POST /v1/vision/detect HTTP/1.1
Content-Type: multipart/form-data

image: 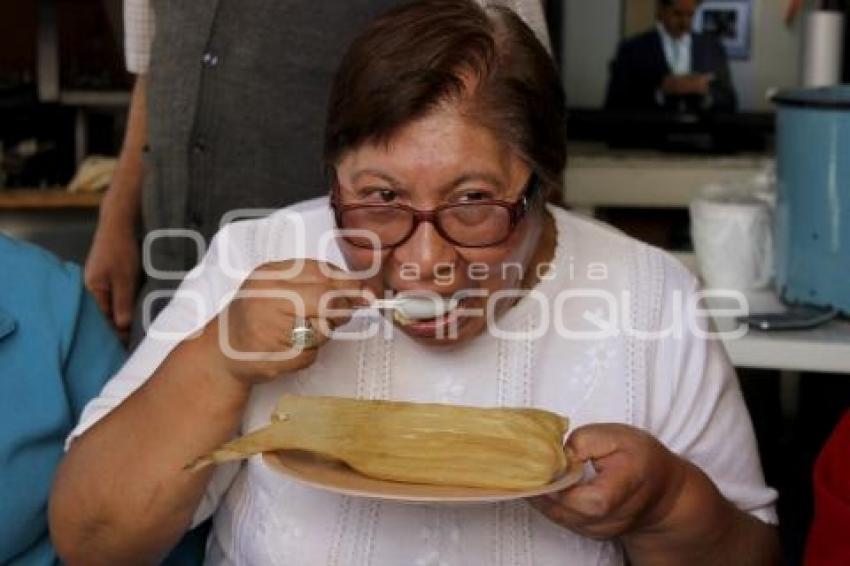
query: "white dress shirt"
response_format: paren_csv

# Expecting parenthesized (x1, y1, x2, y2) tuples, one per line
(657, 22, 693, 75)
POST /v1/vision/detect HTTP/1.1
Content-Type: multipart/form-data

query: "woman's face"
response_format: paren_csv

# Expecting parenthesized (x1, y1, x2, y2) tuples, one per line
(334, 106, 551, 346)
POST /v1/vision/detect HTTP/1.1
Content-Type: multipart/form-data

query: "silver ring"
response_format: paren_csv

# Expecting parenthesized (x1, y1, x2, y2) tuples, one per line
(288, 317, 317, 349)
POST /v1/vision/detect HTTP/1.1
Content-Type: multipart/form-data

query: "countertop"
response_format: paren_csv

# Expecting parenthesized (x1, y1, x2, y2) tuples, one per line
(713, 290, 850, 374)
(0, 189, 103, 210)
(567, 142, 773, 169)
(564, 142, 774, 209)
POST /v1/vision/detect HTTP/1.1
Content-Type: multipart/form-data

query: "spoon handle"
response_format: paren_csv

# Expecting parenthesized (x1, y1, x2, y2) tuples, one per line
(370, 299, 402, 310)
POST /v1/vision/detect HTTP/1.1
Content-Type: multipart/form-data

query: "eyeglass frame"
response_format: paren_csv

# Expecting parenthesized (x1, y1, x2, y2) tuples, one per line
(330, 173, 542, 250)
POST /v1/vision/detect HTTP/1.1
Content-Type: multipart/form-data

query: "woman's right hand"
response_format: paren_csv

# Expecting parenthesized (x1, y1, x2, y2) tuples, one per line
(203, 259, 365, 386)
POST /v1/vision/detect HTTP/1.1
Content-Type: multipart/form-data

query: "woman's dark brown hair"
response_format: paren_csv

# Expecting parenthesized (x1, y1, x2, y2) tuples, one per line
(323, 0, 566, 200)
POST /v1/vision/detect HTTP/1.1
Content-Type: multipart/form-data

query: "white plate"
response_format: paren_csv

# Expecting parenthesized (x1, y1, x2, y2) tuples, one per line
(262, 450, 584, 504)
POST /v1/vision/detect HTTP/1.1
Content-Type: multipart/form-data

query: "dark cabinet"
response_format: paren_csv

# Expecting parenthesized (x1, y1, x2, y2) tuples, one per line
(0, 0, 129, 188)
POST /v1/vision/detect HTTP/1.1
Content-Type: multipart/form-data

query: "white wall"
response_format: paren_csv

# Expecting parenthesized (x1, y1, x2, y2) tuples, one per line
(729, 0, 804, 111)
(562, 0, 622, 108)
(562, 0, 805, 111)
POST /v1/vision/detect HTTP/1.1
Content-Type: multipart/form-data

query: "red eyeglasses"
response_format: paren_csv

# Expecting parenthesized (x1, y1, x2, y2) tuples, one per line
(331, 173, 540, 250)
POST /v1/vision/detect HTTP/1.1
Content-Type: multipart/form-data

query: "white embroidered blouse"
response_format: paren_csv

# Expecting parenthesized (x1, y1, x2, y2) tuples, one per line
(70, 199, 777, 565)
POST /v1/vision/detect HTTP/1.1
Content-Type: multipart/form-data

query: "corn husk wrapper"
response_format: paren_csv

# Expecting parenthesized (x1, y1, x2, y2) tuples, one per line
(67, 156, 117, 193)
(189, 395, 569, 490)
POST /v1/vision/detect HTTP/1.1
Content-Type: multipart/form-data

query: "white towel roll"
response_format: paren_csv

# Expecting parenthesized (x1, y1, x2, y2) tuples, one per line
(801, 10, 845, 88)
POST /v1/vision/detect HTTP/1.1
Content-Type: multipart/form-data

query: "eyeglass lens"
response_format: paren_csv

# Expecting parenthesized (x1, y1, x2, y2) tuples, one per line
(339, 203, 513, 249)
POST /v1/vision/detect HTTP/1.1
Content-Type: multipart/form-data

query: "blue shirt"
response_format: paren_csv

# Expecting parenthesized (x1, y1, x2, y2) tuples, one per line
(0, 235, 125, 565)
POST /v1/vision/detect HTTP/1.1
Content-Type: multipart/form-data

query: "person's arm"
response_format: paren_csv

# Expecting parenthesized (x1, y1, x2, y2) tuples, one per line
(706, 39, 737, 112)
(622, 451, 780, 565)
(84, 75, 147, 339)
(532, 257, 779, 564)
(49, 260, 361, 564)
(625, 266, 777, 564)
(49, 325, 251, 565)
(532, 424, 780, 566)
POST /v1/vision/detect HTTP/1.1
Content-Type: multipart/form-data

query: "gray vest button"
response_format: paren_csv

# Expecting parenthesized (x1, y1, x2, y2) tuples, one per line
(202, 52, 220, 67)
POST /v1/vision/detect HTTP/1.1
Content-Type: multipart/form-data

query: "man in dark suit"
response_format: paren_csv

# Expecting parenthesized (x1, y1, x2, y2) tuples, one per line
(605, 0, 737, 113)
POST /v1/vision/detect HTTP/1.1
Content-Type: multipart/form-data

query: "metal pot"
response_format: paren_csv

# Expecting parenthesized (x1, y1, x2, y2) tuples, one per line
(773, 86, 850, 312)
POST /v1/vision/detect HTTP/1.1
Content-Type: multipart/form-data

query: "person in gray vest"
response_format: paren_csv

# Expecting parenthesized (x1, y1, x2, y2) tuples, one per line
(84, 0, 550, 345)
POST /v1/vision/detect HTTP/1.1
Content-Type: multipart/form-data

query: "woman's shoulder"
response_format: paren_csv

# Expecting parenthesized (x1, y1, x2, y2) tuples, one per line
(206, 197, 343, 271)
(0, 235, 83, 314)
(218, 196, 333, 240)
(0, 234, 81, 289)
(550, 206, 697, 293)
(553, 209, 699, 318)
(0, 235, 90, 363)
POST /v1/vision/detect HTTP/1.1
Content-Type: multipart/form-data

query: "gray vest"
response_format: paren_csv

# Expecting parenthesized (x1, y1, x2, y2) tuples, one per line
(144, 0, 404, 271)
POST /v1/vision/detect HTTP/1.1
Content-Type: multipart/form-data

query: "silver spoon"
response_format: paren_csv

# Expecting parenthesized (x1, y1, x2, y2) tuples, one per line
(371, 296, 460, 321)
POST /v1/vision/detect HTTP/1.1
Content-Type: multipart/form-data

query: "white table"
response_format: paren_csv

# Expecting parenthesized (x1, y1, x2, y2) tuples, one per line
(563, 142, 773, 212)
(712, 290, 850, 374)
(560, 144, 849, 374)
(562, 143, 774, 276)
